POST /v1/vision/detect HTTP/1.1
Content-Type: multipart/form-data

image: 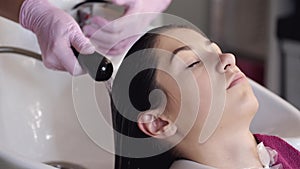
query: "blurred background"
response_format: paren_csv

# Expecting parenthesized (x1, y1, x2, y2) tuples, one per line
(166, 0, 300, 109)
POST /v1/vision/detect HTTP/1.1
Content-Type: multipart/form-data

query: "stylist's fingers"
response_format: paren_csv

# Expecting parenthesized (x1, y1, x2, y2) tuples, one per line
(83, 25, 98, 37)
(68, 30, 95, 75)
(39, 38, 65, 71)
(90, 16, 109, 27)
(99, 14, 149, 35)
(57, 42, 83, 75)
(92, 15, 134, 34)
(42, 54, 65, 71)
(90, 30, 121, 46)
(70, 29, 95, 55)
(83, 16, 110, 37)
(90, 20, 139, 46)
(94, 36, 138, 56)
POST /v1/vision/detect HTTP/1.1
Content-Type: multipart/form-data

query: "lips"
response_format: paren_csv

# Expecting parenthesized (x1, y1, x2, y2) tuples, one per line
(227, 72, 245, 89)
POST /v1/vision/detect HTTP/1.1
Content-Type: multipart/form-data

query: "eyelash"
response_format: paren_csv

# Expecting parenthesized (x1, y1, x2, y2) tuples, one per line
(188, 60, 201, 68)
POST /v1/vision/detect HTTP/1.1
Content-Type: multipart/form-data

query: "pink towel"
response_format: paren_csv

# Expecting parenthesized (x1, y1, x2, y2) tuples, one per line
(254, 134, 300, 169)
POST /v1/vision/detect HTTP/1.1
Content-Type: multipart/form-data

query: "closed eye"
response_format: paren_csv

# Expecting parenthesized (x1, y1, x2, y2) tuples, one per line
(188, 60, 201, 68)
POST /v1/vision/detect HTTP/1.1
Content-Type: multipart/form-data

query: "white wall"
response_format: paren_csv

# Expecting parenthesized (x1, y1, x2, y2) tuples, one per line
(266, 0, 294, 94)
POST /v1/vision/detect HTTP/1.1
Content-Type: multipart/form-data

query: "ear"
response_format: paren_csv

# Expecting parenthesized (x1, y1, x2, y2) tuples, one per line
(137, 111, 177, 139)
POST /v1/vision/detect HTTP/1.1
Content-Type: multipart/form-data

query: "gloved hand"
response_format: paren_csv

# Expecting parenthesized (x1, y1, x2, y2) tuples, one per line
(83, 0, 172, 56)
(19, 0, 95, 75)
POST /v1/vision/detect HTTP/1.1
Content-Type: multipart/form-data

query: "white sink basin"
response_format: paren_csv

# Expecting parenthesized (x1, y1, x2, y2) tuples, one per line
(0, 53, 114, 169)
(0, 0, 119, 167)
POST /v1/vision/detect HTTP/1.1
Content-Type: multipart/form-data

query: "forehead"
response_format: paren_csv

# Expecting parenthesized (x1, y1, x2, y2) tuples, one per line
(153, 28, 212, 71)
(156, 28, 209, 51)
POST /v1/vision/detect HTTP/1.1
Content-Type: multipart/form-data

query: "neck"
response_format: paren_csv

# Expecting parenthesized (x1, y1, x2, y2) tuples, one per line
(183, 130, 263, 169)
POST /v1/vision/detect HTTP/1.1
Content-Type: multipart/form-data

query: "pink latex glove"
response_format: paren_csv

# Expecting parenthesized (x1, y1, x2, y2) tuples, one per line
(19, 0, 95, 75)
(83, 0, 172, 56)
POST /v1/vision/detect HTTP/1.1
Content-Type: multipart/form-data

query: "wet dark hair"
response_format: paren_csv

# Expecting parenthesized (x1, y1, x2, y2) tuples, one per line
(110, 25, 193, 169)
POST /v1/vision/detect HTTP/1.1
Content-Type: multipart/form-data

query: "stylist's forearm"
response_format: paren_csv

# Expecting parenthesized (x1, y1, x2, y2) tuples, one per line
(0, 0, 25, 22)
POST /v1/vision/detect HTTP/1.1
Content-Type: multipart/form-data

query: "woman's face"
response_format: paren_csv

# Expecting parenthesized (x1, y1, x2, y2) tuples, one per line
(153, 28, 259, 145)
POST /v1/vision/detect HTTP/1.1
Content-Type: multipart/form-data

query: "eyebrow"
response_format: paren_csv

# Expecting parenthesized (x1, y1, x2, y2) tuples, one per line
(170, 46, 192, 62)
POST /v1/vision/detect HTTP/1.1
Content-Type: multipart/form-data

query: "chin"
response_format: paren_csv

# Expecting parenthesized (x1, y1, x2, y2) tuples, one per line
(226, 84, 259, 116)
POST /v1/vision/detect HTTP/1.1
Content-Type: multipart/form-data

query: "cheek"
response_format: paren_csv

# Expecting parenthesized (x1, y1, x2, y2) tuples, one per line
(197, 70, 212, 116)
(157, 71, 182, 122)
(188, 70, 212, 136)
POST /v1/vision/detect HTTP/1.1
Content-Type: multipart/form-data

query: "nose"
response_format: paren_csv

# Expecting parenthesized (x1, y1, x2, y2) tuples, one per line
(217, 53, 236, 73)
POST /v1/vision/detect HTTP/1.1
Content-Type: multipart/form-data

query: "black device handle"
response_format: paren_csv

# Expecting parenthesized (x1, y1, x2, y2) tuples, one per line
(71, 46, 113, 81)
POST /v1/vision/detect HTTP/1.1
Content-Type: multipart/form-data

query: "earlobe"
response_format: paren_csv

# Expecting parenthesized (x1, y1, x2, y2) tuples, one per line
(137, 112, 177, 139)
